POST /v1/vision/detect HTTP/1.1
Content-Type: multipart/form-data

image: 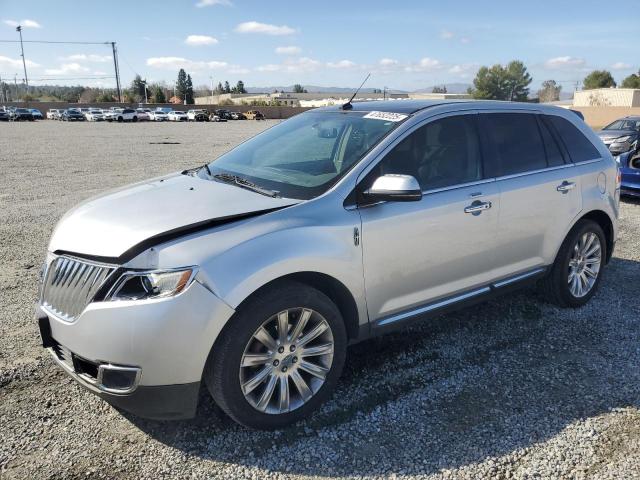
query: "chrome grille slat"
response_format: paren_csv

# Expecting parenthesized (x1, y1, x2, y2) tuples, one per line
(41, 256, 117, 322)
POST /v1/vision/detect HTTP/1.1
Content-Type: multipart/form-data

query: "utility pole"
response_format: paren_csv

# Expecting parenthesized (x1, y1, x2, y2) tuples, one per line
(16, 26, 29, 90)
(111, 42, 122, 102)
(210, 76, 214, 105)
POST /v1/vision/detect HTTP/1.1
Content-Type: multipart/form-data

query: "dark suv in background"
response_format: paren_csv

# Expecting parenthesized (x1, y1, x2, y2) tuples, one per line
(597, 116, 640, 197)
(9, 108, 34, 121)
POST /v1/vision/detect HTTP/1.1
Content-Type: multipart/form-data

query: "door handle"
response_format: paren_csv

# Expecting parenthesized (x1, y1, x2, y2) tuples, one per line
(557, 181, 576, 193)
(464, 200, 492, 214)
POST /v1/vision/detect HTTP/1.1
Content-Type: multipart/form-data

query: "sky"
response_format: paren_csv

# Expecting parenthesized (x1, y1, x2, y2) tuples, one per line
(0, 0, 638, 92)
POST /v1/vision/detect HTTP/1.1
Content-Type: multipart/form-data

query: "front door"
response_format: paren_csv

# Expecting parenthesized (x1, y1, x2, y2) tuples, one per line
(357, 113, 500, 323)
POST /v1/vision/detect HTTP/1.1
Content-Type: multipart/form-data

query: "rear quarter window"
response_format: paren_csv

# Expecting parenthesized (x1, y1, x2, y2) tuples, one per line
(545, 115, 600, 163)
(481, 113, 547, 176)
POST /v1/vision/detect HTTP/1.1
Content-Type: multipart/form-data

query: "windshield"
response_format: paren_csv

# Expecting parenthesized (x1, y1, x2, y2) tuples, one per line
(205, 110, 404, 199)
(604, 119, 640, 131)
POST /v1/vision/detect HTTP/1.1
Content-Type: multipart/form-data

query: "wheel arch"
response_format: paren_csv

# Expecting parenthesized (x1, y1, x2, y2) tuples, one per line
(578, 209, 615, 263)
(227, 272, 362, 343)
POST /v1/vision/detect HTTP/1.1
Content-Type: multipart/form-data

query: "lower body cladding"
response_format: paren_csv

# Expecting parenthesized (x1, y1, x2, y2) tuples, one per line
(37, 281, 235, 420)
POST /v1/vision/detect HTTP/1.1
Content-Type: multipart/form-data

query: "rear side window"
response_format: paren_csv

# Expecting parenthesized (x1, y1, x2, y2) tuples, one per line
(545, 115, 600, 162)
(538, 117, 565, 167)
(482, 113, 546, 176)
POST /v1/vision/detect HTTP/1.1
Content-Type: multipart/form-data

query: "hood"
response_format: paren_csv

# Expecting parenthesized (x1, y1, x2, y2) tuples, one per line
(49, 173, 300, 261)
(597, 129, 637, 140)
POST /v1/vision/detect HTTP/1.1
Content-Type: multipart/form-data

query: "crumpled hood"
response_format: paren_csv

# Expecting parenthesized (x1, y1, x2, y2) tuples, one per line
(49, 173, 300, 261)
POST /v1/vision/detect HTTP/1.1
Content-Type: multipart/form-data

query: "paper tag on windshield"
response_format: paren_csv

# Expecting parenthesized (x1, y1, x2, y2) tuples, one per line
(363, 111, 408, 122)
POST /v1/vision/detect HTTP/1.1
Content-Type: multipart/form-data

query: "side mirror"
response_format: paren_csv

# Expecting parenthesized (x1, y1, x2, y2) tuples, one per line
(364, 174, 422, 202)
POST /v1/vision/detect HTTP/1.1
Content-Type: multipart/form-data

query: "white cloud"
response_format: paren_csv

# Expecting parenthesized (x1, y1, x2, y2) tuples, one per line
(146, 56, 228, 71)
(0, 55, 39, 69)
(45, 63, 90, 75)
(235, 21, 296, 36)
(440, 30, 454, 39)
(448, 63, 478, 78)
(405, 57, 443, 72)
(327, 60, 356, 69)
(4, 19, 41, 28)
(185, 34, 219, 46)
(61, 54, 111, 63)
(460, 37, 470, 44)
(275, 46, 302, 55)
(256, 57, 321, 73)
(195, 0, 232, 7)
(611, 62, 632, 70)
(379, 58, 399, 67)
(544, 56, 586, 69)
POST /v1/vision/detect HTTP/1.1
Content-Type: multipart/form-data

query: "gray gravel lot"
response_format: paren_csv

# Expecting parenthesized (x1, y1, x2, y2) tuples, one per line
(1, 120, 639, 480)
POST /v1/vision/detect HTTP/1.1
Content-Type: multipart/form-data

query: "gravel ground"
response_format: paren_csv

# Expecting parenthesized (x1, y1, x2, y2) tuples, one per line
(1, 120, 639, 480)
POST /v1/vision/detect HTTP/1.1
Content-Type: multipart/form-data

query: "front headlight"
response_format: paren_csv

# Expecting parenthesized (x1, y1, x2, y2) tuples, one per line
(614, 135, 632, 143)
(106, 267, 197, 301)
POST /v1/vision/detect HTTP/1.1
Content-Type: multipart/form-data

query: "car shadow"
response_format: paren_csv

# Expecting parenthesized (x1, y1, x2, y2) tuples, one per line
(124, 256, 640, 477)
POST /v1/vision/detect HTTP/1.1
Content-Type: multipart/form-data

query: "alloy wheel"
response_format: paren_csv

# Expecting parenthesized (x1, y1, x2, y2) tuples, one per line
(239, 308, 334, 414)
(568, 232, 602, 298)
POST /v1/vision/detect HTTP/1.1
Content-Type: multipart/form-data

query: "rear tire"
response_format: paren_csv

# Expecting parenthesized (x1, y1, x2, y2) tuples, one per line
(542, 219, 606, 308)
(204, 281, 347, 430)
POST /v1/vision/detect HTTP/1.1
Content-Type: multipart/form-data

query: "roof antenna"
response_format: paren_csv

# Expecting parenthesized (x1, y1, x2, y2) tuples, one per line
(342, 73, 371, 110)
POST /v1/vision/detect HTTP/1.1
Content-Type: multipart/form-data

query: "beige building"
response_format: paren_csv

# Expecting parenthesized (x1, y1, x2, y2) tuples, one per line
(195, 91, 411, 107)
(573, 88, 640, 107)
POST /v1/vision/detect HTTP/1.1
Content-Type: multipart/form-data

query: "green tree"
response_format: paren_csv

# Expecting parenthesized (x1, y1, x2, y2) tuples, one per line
(152, 85, 166, 103)
(215, 82, 224, 94)
(185, 74, 195, 104)
(96, 92, 116, 102)
(235, 80, 246, 94)
(224, 81, 231, 93)
(432, 85, 447, 93)
(176, 69, 188, 101)
(293, 83, 307, 93)
(621, 70, 640, 89)
(130, 75, 146, 102)
(469, 60, 532, 101)
(582, 70, 616, 90)
(537, 79, 562, 103)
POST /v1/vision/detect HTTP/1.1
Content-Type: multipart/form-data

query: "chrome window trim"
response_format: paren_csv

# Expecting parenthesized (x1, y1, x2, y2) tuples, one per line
(493, 267, 546, 288)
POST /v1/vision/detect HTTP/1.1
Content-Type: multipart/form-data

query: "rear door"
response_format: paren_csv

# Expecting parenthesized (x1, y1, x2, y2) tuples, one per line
(480, 111, 582, 279)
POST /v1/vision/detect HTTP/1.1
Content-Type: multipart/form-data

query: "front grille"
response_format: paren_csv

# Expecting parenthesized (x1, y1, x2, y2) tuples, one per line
(41, 256, 117, 322)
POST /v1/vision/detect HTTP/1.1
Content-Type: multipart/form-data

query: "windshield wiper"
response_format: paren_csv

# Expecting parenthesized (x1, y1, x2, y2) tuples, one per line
(213, 173, 280, 198)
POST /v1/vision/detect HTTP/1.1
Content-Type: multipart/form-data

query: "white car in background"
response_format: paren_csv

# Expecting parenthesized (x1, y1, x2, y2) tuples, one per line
(149, 111, 169, 122)
(187, 109, 208, 122)
(135, 108, 151, 121)
(168, 111, 187, 122)
(46, 109, 60, 120)
(85, 109, 105, 121)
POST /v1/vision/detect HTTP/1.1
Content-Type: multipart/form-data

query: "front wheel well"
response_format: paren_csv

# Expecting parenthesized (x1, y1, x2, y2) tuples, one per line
(577, 210, 615, 263)
(239, 272, 361, 342)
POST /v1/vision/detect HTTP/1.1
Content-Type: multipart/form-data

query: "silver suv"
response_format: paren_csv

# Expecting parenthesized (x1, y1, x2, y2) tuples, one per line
(37, 100, 619, 429)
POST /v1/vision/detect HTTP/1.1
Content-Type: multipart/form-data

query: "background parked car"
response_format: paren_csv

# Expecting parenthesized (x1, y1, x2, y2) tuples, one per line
(61, 109, 85, 121)
(0, 109, 8, 121)
(29, 109, 43, 120)
(209, 112, 227, 122)
(187, 109, 209, 122)
(214, 109, 233, 120)
(596, 116, 640, 157)
(135, 108, 151, 121)
(85, 109, 105, 121)
(244, 109, 264, 120)
(149, 110, 169, 121)
(10, 108, 34, 121)
(46, 109, 60, 120)
(168, 111, 187, 121)
(230, 111, 246, 120)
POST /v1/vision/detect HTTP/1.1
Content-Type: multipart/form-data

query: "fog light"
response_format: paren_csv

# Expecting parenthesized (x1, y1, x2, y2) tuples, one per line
(97, 365, 141, 393)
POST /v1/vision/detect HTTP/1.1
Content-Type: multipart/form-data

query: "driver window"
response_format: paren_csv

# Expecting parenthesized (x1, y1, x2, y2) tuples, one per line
(373, 115, 482, 190)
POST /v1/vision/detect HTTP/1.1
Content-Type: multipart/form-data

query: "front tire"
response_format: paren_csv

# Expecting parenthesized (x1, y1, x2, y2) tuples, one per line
(542, 219, 606, 308)
(204, 281, 347, 430)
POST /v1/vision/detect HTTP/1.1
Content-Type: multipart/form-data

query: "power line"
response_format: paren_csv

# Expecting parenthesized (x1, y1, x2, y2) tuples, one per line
(0, 40, 110, 44)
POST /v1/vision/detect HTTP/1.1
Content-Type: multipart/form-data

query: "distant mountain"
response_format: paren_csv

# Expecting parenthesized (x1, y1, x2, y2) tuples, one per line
(413, 83, 472, 94)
